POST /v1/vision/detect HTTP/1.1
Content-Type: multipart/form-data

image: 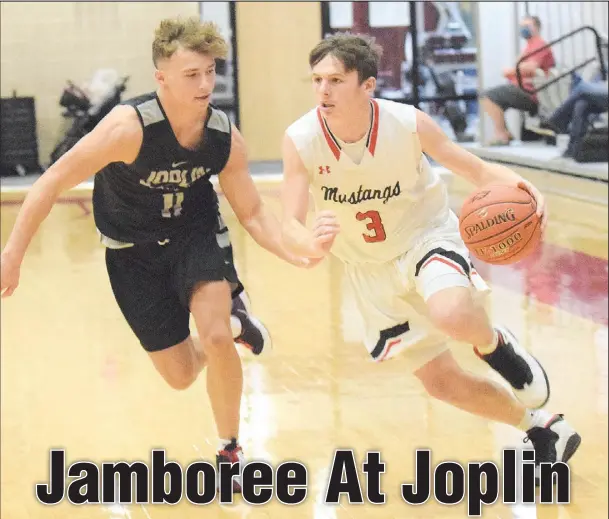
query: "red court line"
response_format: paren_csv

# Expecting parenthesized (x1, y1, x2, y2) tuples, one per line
(473, 242, 608, 326)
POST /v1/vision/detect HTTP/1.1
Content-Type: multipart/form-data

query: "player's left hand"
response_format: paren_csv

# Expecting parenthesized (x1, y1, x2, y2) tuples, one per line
(311, 210, 340, 256)
(517, 180, 547, 235)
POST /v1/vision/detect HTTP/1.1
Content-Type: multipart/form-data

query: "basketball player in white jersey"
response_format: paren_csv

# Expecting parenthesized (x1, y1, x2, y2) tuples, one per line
(281, 33, 580, 475)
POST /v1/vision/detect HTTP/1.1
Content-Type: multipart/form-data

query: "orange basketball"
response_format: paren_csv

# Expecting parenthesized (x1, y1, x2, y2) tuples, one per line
(459, 185, 542, 265)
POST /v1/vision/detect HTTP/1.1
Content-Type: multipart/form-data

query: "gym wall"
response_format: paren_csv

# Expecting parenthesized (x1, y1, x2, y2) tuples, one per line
(0, 2, 321, 166)
(0, 2, 200, 166)
(235, 2, 321, 161)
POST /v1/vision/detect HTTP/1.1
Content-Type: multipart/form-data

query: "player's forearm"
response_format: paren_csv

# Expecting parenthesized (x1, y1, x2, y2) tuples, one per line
(2, 177, 60, 262)
(242, 206, 305, 262)
(281, 217, 320, 257)
(475, 163, 524, 189)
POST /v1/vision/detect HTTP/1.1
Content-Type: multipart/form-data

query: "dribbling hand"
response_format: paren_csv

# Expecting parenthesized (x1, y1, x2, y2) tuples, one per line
(517, 180, 547, 234)
(309, 210, 340, 258)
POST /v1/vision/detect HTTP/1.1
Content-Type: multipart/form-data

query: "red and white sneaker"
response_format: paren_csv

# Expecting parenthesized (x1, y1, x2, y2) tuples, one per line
(216, 438, 245, 494)
(476, 326, 550, 409)
(524, 414, 581, 485)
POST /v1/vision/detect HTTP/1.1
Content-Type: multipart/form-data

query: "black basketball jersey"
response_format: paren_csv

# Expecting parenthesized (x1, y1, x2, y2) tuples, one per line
(92, 92, 231, 244)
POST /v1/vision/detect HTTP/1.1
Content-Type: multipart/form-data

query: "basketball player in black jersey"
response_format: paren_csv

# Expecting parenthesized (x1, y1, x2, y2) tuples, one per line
(0, 17, 309, 491)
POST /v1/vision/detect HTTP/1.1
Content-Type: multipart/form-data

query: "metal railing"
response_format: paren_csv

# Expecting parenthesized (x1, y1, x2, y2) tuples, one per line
(516, 25, 607, 95)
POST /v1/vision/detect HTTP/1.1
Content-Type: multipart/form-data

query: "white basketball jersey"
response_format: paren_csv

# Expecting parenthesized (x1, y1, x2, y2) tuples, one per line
(286, 98, 452, 264)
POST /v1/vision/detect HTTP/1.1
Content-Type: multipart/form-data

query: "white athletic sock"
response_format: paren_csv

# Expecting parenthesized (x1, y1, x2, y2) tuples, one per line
(230, 315, 242, 339)
(517, 408, 554, 432)
(476, 328, 500, 355)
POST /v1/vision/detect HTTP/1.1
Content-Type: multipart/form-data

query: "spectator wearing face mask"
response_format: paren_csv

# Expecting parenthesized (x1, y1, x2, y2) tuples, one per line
(480, 16, 556, 145)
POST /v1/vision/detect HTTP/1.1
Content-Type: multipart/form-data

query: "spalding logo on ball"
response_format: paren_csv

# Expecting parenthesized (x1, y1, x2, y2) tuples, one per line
(459, 185, 542, 265)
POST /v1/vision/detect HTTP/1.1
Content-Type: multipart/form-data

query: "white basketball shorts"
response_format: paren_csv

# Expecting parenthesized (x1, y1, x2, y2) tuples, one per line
(342, 214, 490, 370)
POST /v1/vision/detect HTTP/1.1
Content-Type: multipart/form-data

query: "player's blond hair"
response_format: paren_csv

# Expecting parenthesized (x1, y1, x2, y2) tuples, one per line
(309, 33, 383, 83)
(152, 17, 229, 66)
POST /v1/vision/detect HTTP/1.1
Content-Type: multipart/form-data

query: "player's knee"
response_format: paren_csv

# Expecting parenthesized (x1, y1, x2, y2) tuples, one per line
(165, 373, 197, 391)
(201, 325, 234, 358)
(148, 337, 203, 390)
(161, 365, 198, 391)
(427, 289, 477, 339)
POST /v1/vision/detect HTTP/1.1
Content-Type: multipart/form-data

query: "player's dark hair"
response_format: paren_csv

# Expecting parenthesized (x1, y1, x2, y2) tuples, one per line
(309, 33, 383, 83)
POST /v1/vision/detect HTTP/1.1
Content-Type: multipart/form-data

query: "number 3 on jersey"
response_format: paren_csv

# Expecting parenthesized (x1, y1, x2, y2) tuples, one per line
(162, 192, 184, 218)
(356, 210, 386, 243)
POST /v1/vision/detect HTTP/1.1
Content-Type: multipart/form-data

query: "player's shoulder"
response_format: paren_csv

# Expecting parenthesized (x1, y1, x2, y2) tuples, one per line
(85, 104, 141, 165)
(285, 108, 320, 152)
(286, 107, 319, 138)
(119, 92, 162, 127)
(97, 104, 142, 141)
(207, 104, 232, 136)
(375, 98, 417, 131)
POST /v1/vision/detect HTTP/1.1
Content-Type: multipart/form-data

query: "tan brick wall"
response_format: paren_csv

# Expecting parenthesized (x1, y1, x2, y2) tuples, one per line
(0, 2, 199, 166)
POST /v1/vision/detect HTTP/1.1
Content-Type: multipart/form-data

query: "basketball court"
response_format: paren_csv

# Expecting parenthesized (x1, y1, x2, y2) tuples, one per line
(1, 167, 607, 518)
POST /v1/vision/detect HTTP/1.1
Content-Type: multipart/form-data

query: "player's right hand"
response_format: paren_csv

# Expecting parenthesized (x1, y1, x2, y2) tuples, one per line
(1, 251, 21, 298)
(310, 210, 340, 257)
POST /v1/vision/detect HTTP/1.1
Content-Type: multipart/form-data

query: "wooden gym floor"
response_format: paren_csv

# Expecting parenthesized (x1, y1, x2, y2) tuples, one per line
(1, 167, 607, 519)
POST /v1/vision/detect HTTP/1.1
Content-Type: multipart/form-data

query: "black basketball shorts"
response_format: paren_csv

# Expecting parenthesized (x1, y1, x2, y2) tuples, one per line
(105, 225, 244, 352)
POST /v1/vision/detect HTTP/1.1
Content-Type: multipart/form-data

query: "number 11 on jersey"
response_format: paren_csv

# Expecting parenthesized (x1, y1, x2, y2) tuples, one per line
(356, 210, 386, 243)
(162, 192, 184, 218)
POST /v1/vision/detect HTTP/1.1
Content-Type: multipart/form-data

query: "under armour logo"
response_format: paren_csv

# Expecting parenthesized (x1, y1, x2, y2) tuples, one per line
(318, 165, 331, 175)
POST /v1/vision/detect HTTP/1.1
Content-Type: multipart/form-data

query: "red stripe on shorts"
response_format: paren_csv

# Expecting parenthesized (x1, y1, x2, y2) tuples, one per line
(420, 256, 466, 276)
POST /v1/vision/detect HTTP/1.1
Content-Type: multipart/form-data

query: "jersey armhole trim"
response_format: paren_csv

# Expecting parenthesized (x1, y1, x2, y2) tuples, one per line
(215, 116, 234, 175)
(121, 105, 145, 167)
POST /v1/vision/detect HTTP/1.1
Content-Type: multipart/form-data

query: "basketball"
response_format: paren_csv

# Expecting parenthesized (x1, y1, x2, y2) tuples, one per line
(459, 185, 542, 265)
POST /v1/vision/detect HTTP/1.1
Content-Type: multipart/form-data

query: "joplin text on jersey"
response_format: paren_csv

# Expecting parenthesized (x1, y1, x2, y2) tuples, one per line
(139, 166, 212, 189)
(321, 181, 401, 205)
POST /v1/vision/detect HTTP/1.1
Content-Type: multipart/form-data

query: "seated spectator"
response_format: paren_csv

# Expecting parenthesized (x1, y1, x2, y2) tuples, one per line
(531, 78, 608, 158)
(480, 16, 555, 145)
